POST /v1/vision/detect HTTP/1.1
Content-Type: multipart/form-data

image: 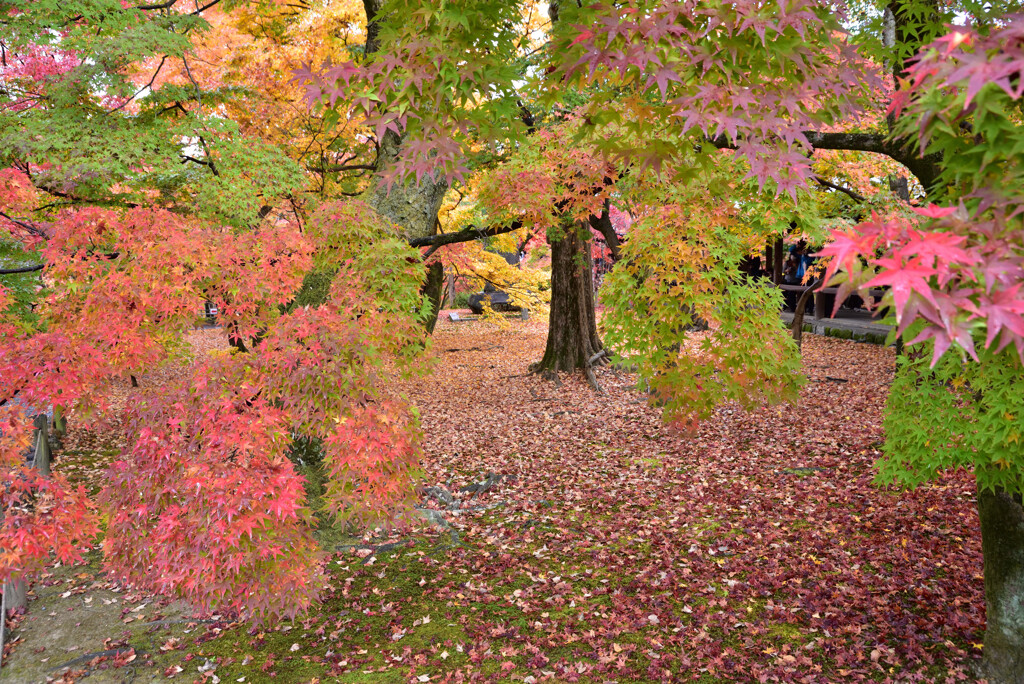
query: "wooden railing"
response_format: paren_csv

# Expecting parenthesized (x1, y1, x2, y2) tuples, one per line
(776, 283, 887, 320)
(0, 407, 61, 670)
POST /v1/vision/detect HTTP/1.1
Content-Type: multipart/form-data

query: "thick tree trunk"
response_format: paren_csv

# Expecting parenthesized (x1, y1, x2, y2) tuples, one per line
(977, 480, 1024, 683)
(534, 223, 604, 382)
(362, 131, 448, 243)
(421, 261, 444, 334)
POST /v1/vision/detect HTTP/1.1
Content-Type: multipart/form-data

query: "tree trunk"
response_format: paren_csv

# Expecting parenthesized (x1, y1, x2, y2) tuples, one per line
(445, 270, 455, 307)
(362, 131, 448, 243)
(421, 261, 444, 334)
(791, 278, 821, 350)
(534, 222, 604, 383)
(773, 236, 784, 284)
(977, 480, 1024, 683)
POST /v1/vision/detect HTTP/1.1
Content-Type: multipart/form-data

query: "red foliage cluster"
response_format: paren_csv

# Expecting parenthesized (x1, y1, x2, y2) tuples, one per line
(101, 357, 324, 623)
(821, 205, 1024, 364)
(0, 42, 80, 113)
(1, 199, 429, 621)
(0, 407, 98, 582)
(823, 19, 1024, 367)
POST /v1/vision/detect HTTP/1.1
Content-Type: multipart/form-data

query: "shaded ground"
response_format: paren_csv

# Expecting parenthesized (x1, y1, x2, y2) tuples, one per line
(2, 318, 984, 683)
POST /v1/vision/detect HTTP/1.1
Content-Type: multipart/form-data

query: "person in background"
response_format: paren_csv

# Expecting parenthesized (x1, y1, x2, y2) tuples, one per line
(783, 254, 800, 285)
(787, 240, 819, 314)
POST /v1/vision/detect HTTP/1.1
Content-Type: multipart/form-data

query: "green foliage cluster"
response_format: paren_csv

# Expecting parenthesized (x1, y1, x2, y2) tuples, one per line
(0, 0, 305, 224)
(0, 239, 41, 322)
(601, 176, 806, 427)
(881, 348, 1024, 493)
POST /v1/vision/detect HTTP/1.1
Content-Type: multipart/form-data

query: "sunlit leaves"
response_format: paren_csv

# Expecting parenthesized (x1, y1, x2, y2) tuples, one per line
(602, 189, 803, 428)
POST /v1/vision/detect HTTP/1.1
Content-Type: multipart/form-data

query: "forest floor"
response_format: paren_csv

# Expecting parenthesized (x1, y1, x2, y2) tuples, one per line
(1, 314, 985, 683)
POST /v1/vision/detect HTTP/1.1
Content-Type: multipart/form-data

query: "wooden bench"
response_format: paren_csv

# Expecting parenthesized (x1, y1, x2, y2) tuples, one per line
(775, 284, 887, 320)
(448, 310, 529, 323)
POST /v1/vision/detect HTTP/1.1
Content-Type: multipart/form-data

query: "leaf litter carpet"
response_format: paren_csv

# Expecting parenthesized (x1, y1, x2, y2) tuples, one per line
(393, 318, 982, 683)
(8, 317, 984, 683)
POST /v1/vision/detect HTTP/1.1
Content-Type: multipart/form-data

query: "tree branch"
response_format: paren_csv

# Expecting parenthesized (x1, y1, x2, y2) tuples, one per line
(707, 131, 942, 194)
(0, 264, 43, 275)
(0, 251, 120, 277)
(136, 0, 178, 9)
(181, 155, 212, 168)
(813, 176, 866, 203)
(587, 200, 622, 262)
(109, 55, 167, 114)
(309, 163, 378, 173)
(409, 220, 524, 249)
(191, 0, 222, 13)
(0, 211, 48, 238)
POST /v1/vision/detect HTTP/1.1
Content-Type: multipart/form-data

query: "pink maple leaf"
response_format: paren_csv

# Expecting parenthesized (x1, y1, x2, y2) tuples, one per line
(912, 204, 957, 220)
(976, 284, 1024, 352)
(864, 256, 939, 325)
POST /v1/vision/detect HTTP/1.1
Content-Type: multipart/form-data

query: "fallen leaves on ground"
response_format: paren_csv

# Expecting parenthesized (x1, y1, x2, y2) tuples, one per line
(35, 319, 983, 683)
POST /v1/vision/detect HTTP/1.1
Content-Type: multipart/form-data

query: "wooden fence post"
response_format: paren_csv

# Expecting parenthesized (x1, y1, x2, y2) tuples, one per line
(1, 410, 55, 668)
(32, 414, 51, 477)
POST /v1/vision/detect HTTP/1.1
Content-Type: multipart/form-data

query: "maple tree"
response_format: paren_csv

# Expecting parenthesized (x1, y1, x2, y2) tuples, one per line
(817, 20, 1024, 678)
(0, 1, 432, 623)
(471, 120, 617, 382)
(541, 2, 1024, 677)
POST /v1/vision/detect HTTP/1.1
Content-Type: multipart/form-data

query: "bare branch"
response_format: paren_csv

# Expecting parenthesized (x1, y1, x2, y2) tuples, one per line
(409, 220, 524, 249)
(0, 264, 43, 275)
(814, 176, 866, 203)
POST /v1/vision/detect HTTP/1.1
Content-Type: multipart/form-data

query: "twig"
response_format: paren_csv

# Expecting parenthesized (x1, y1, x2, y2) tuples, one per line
(108, 55, 167, 114)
